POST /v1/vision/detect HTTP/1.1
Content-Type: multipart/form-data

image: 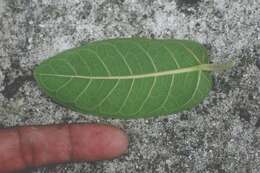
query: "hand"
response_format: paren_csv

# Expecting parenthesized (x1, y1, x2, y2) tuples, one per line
(0, 124, 128, 173)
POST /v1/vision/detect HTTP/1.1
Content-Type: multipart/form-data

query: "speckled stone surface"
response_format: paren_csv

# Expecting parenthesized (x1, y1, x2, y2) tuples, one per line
(0, 0, 260, 172)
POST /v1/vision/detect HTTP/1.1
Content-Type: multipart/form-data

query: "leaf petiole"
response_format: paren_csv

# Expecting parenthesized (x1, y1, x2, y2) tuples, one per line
(199, 61, 235, 72)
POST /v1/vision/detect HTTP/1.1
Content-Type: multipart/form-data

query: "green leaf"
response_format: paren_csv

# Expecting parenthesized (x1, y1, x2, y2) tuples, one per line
(34, 38, 232, 119)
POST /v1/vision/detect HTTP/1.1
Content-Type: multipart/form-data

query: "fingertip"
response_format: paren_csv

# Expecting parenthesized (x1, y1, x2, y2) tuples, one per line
(70, 124, 129, 161)
(107, 127, 129, 157)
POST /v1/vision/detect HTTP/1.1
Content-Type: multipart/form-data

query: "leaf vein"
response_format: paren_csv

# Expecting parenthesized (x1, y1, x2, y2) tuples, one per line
(90, 80, 120, 110)
(103, 42, 134, 75)
(147, 74, 175, 115)
(55, 77, 73, 96)
(59, 59, 78, 75)
(163, 45, 181, 68)
(201, 72, 211, 87)
(133, 77, 157, 115)
(176, 41, 201, 64)
(117, 79, 135, 114)
(74, 51, 92, 75)
(134, 42, 158, 72)
(46, 63, 59, 75)
(37, 64, 60, 92)
(181, 71, 202, 108)
(36, 64, 211, 80)
(84, 48, 112, 76)
(73, 79, 93, 104)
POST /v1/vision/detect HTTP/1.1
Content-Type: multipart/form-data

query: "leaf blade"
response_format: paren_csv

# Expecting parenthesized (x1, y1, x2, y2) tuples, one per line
(34, 38, 220, 118)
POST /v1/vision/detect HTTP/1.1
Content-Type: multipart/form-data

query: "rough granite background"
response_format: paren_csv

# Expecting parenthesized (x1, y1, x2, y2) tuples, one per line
(0, 0, 260, 173)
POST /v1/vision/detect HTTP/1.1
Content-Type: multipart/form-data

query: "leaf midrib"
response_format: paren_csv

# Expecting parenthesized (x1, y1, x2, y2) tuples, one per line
(36, 64, 215, 80)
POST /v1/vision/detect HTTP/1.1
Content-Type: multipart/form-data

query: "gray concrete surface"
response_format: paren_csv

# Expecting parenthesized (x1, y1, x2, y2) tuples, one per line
(0, 0, 260, 172)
